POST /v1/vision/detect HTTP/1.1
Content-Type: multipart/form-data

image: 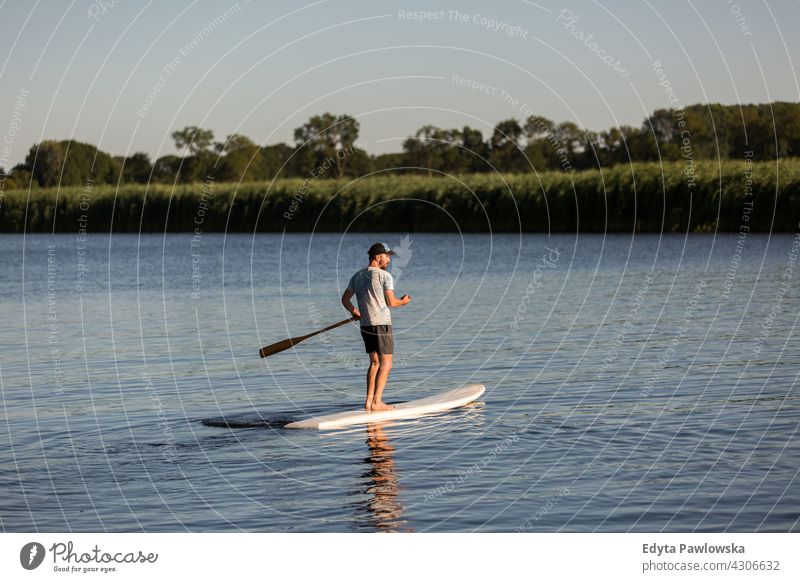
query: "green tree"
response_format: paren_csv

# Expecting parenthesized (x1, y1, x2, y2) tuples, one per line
(120, 152, 153, 184)
(575, 130, 601, 169)
(774, 102, 800, 157)
(25, 140, 117, 187)
(26, 140, 65, 187)
(489, 119, 526, 172)
(402, 125, 463, 175)
(461, 126, 489, 172)
(402, 125, 440, 176)
(214, 133, 256, 154)
(8, 164, 32, 188)
(341, 147, 372, 177)
(293, 113, 360, 178)
(172, 126, 215, 182)
(524, 116, 558, 170)
(372, 152, 406, 173)
(261, 143, 296, 178)
(680, 104, 733, 159)
(152, 155, 183, 183)
(172, 126, 215, 156)
(524, 115, 556, 141)
(554, 122, 582, 155)
(596, 126, 633, 165)
(435, 127, 464, 173)
(646, 109, 676, 145)
(218, 142, 269, 182)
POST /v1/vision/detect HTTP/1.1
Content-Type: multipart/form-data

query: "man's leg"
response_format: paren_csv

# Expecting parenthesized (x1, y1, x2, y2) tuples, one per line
(371, 353, 394, 411)
(365, 351, 379, 410)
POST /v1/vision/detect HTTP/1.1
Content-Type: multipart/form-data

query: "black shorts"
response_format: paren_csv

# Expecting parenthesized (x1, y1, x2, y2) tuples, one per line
(360, 325, 394, 355)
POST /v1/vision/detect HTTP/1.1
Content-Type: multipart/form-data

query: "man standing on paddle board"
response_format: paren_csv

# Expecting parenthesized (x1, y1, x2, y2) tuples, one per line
(341, 242, 411, 411)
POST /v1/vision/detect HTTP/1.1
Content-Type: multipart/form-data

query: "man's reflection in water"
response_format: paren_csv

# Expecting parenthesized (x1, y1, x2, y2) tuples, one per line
(361, 422, 411, 532)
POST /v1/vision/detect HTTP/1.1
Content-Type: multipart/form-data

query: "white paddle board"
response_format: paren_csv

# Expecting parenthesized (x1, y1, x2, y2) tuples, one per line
(285, 383, 485, 430)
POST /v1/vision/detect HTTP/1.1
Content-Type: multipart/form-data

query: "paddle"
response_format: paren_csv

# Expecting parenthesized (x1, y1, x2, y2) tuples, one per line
(258, 316, 357, 358)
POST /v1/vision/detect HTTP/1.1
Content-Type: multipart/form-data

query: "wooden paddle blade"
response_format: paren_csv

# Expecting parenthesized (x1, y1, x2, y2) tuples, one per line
(258, 335, 307, 358)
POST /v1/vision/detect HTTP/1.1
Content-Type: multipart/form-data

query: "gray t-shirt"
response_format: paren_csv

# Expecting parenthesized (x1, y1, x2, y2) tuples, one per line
(347, 267, 394, 326)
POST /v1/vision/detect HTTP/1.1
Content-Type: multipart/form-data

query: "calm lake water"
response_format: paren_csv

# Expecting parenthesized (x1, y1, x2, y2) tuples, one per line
(1, 232, 798, 532)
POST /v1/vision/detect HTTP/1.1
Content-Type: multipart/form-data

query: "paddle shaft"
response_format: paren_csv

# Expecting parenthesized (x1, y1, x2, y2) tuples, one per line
(258, 317, 356, 358)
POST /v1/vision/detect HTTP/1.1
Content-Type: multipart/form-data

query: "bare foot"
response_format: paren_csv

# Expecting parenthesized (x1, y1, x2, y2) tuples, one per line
(371, 401, 394, 411)
(364, 402, 372, 411)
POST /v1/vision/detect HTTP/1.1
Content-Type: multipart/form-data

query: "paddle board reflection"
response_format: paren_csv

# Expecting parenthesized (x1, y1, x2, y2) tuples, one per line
(358, 422, 410, 532)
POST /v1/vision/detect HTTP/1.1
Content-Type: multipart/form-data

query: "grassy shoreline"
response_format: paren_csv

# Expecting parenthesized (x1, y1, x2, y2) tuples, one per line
(1, 160, 798, 233)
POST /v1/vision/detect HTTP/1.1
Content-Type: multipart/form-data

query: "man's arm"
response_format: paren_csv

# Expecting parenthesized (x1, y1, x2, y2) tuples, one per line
(385, 289, 411, 308)
(341, 288, 360, 318)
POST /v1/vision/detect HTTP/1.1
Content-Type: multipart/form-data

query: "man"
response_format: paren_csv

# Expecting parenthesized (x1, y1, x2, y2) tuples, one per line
(341, 242, 411, 411)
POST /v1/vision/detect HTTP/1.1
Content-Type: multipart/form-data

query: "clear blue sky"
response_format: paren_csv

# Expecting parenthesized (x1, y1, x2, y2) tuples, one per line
(1, 0, 798, 167)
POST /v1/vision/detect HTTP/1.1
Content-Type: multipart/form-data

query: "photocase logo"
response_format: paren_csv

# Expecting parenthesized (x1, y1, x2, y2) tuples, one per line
(391, 234, 413, 282)
(20, 542, 46, 570)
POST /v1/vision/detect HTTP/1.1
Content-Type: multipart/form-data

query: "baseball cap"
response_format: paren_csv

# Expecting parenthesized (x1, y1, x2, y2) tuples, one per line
(368, 242, 396, 257)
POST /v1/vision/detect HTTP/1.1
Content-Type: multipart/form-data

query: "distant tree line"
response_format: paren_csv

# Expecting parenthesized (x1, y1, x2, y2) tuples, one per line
(5, 161, 799, 234)
(2, 102, 799, 189)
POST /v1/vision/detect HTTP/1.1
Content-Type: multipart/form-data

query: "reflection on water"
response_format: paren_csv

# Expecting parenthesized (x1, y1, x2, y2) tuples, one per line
(357, 422, 410, 532)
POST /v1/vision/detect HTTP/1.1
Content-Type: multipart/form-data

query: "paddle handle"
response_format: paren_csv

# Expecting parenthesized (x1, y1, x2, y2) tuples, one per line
(258, 316, 357, 358)
(315, 316, 358, 336)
